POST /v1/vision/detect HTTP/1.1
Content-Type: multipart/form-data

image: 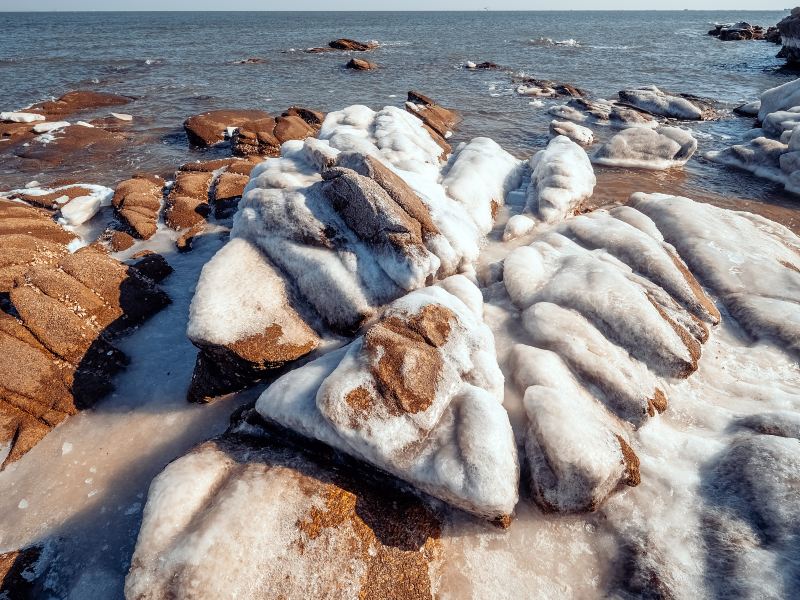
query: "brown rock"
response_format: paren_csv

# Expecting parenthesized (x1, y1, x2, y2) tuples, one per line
(125, 421, 443, 600)
(0, 214, 169, 467)
(0, 546, 44, 596)
(109, 229, 136, 252)
(282, 106, 326, 127)
(404, 91, 459, 155)
(111, 174, 164, 240)
(14, 124, 124, 166)
(334, 152, 439, 239)
(131, 251, 173, 283)
(165, 171, 212, 230)
(10, 185, 96, 211)
(183, 109, 272, 147)
(362, 304, 454, 415)
(328, 38, 378, 51)
(175, 222, 205, 253)
(214, 171, 250, 218)
(346, 58, 377, 70)
(29, 90, 132, 118)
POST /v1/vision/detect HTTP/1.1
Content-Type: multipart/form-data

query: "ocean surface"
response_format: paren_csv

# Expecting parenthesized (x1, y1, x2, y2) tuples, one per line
(0, 10, 797, 216)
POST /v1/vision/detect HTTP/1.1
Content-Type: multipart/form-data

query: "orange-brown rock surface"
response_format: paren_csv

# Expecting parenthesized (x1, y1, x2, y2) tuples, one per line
(0, 199, 169, 469)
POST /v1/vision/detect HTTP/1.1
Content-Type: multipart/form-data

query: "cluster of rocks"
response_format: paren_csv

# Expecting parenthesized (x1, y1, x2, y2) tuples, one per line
(708, 22, 778, 42)
(708, 77, 800, 194)
(0, 90, 133, 172)
(0, 199, 170, 469)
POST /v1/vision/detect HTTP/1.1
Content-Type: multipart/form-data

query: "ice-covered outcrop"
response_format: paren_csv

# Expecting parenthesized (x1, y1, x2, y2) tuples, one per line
(186, 104, 522, 401)
(618, 86, 708, 120)
(549, 119, 593, 146)
(125, 427, 444, 600)
(592, 126, 697, 169)
(515, 77, 585, 99)
(255, 279, 519, 521)
(504, 136, 595, 241)
(548, 97, 658, 129)
(630, 193, 800, 356)
(709, 78, 800, 194)
(776, 8, 800, 65)
(503, 206, 719, 511)
(701, 429, 800, 599)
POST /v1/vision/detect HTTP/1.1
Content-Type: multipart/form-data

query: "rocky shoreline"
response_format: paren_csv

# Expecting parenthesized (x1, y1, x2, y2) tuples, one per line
(0, 12, 799, 600)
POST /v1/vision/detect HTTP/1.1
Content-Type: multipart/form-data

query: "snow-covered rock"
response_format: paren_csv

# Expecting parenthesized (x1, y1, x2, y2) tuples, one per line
(758, 77, 800, 122)
(58, 188, 114, 227)
(188, 104, 522, 400)
(706, 136, 788, 184)
(617, 86, 707, 120)
(734, 99, 761, 116)
(255, 279, 519, 521)
(549, 119, 594, 146)
(630, 193, 800, 356)
(592, 126, 697, 169)
(125, 431, 445, 600)
(502, 205, 721, 511)
(503, 136, 595, 239)
(0, 111, 45, 123)
(548, 97, 658, 130)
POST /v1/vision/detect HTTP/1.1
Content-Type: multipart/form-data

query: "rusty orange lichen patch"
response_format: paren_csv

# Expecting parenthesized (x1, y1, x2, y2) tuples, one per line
(363, 304, 455, 416)
(296, 481, 442, 600)
(616, 434, 641, 488)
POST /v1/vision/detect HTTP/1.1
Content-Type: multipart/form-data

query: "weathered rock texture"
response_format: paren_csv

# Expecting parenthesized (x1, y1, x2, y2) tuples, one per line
(0, 199, 169, 468)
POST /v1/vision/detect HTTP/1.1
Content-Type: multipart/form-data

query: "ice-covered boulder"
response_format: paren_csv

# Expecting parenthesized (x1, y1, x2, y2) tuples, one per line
(549, 97, 658, 129)
(630, 193, 800, 356)
(503, 206, 720, 511)
(255, 279, 519, 521)
(761, 107, 800, 137)
(592, 126, 697, 169)
(706, 136, 788, 184)
(515, 77, 585, 99)
(618, 86, 707, 120)
(776, 8, 800, 65)
(503, 136, 595, 240)
(734, 100, 761, 116)
(5, 182, 114, 228)
(758, 77, 800, 122)
(125, 426, 444, 600)
(187, 104, 522, 400)
(186, 238, 321, 402)
(549, 119, 593, 146)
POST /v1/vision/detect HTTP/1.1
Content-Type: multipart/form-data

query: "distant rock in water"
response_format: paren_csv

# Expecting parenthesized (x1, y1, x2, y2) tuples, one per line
(306, 38, 378, 53)
(465, 61, 501, 69)
(346, 57, 377, 70)
(707, 21, 767, 41)
(515, 76, 585, 99)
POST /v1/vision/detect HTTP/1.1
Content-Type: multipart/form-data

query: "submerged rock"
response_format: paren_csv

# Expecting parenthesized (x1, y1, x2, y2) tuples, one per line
(27, 90, 132, 118)
(592, 126, 697, 169)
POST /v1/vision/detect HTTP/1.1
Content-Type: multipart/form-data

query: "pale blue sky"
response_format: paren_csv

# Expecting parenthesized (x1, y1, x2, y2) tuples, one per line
(0, 1, 791, 10)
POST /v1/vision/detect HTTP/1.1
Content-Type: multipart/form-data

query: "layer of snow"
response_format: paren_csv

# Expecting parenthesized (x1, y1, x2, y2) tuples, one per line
(618, 85, 703, 120)
(549, 119, 593, 146)
(0, 111, 45, 123)
(32, 121, 70, 134)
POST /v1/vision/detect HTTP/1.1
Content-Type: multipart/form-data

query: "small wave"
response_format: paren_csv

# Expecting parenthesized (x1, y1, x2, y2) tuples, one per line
(529, 37, 580, 47)
(144, 58, 164, 66)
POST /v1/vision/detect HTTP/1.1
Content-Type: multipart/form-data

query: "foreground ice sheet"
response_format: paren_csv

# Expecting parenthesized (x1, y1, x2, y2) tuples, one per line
(592, 127, 698, 169)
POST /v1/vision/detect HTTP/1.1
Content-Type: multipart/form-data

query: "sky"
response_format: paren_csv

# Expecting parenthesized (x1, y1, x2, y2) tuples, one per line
(0, 1, 791, 10)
